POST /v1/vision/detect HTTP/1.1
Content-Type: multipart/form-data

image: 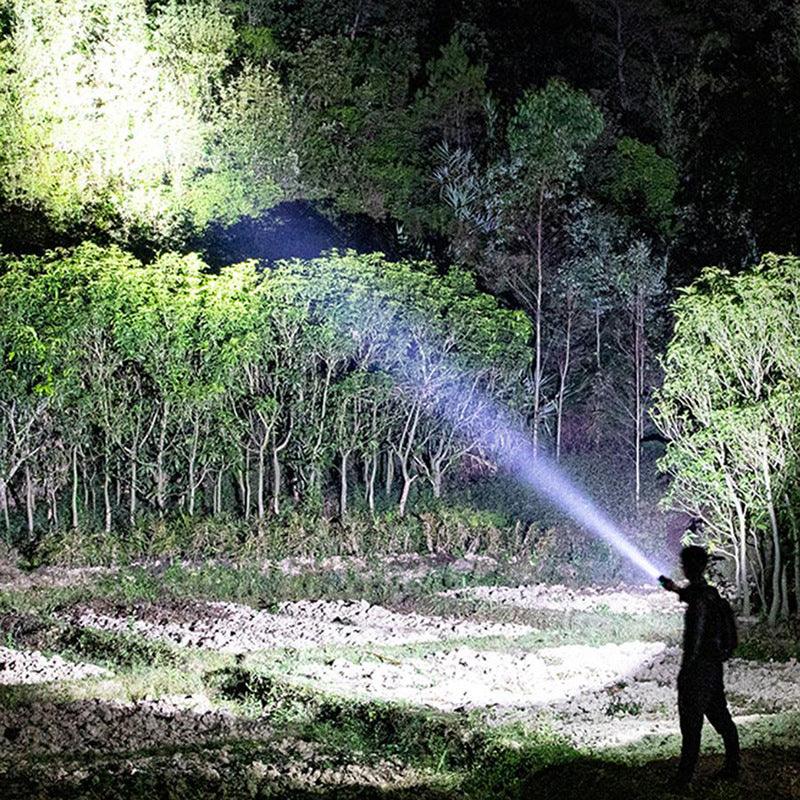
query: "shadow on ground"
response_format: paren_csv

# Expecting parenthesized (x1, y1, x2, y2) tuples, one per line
(527, 748, 800, 800)
(3, 743, 799, 800)
(2, 668, 799, 800)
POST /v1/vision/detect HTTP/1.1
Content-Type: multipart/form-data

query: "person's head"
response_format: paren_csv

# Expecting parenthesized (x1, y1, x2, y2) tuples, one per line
(680, 545, 708, 581)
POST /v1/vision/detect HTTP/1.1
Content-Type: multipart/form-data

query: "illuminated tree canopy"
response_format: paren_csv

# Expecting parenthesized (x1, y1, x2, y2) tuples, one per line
(655, 254, 800, 621)
(0, 0, 297, 241)
(0, 244, 530, 530)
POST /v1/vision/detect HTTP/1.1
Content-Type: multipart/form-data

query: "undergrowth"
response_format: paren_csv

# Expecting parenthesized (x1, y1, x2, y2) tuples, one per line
(26, 507, 526, 568)
(0, 559, 509, 616)
(212, 665, 579, 799)
(735, 618, 800, 662)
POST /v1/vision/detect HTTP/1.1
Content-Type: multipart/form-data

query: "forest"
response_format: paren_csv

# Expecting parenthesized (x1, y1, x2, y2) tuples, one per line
(0, 2, 799, 798)
(2, 0, 798, 618)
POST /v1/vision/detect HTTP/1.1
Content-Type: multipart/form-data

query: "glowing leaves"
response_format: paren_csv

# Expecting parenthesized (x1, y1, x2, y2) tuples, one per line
(0, 245, 534, 522)
(0, 0, 295, 242)
(194, 64, 297, 226)
(654, 254, 800, 619)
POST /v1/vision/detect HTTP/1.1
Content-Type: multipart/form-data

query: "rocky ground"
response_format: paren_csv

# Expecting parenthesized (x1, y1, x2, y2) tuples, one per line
(0, 647, 109, 685)
(443, 581, 680, 615)
(61, 596, 534, 652)
(1, 560, 799, 799)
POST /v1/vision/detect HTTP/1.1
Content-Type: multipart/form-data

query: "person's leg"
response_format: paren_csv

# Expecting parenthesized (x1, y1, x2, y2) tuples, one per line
(676, 668, 706, 783)
(705, 664, 740, 775)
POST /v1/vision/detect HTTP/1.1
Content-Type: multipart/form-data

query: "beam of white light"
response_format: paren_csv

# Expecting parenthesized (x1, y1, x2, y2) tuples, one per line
(495, 431, 665, 579)
(314, 259, 666, 581)
(430, 382, 666, 580)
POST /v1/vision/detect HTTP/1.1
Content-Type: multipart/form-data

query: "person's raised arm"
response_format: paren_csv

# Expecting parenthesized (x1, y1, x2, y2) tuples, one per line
(659, 575, 679, 593)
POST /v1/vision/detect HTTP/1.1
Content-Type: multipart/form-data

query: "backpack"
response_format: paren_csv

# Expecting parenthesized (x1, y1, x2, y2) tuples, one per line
(713, 590, 738, 661)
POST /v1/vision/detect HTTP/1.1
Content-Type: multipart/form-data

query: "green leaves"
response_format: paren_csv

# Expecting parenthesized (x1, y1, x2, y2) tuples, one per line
(654, 253, 800, 552)
(0, 0, 294, 243)
(507, 79, 604, 194)
(0, 244, 532, 522)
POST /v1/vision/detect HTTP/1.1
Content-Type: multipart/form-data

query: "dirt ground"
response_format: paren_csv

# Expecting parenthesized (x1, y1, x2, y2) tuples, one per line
(1, 560, 798, 799)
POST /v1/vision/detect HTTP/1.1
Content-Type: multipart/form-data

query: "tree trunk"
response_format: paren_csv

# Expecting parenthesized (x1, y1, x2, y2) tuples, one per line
(555, 301, 573, 462)
(633, 285, 644, 507)
(82, 463, 90, 516)
(129, 447, 137, 526)
(71, 446, 80, 530)
(257, 439, 266, 519)
(366, 456, 377, 514)
(339, 451, 349, 517)
(0, 477, 10, 535)
(103, 464, 112, 534)
(188, 418, 200, 516)
(729, 475, 750, 615)
(243, 448, 252, 519)
(764, 454, 782, 625)
(531, 186, 545, 458)
(431, 459, 443, 499)
(212, 471, 220, 515)
(25, 464, 35, 537)
(272, 448, 281, 514)
(385, 451, 394, 498)
(156, 401, 169, 517)
(780, 563, 789, 619)
(738, 508, 750, 616)
(751, 528, 767, 611)
(272, 446, 283, 515)
(396, 402, 421, 517)
(730, 522, 741, 600)
(399, 472, 415, 517)
(48, 483, 58, 529)
(271, 422, 292, 516)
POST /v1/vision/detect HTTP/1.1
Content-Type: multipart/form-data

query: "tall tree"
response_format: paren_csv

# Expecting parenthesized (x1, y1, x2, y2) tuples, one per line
(655, 254, 800, 621)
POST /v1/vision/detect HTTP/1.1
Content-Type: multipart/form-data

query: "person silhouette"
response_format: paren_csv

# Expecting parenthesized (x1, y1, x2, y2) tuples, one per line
(659, 545, 740, 791)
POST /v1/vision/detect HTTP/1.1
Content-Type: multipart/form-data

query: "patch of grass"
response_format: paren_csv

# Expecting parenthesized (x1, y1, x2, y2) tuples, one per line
(55, 624, 184, 670)
(736, 619, 800, 662)
(0, 605, 193, 675)
(212, 665, 579, 799)
(605, 699, 643, 717)
(0, 581, 105, 615)
(156, 559, 507, 608)
(0, 681, 66, 709)
(2, 559, 515, 621)
(461, 723, 580, 799)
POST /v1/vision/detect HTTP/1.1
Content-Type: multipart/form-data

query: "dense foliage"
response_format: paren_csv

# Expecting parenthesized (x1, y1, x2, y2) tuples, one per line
(0, 0, 296, 241)
(0, 245, 530, 538)
(655, 254, 800, 621)
(0, 0, 798, 616)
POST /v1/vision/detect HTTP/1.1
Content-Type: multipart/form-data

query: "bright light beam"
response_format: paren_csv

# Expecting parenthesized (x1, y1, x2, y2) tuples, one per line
(495, 429, 665, 579)
(337, 268, 666, 582)
(431, 385, 666, 581)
